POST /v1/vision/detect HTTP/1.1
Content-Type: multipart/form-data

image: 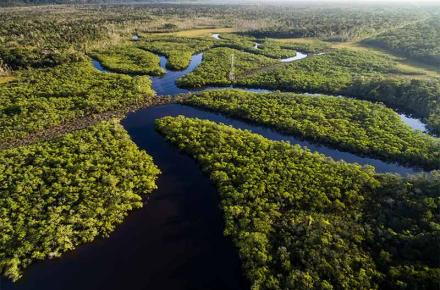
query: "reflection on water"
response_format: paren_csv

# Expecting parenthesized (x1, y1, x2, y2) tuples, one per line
(91, 50, 431, 157)
(1, 104, 248, 290)
(151, 54, 203, 96)
(279, 51, 308, 62)
(399, 113, 427, 132)
(92, 59, 109, 72)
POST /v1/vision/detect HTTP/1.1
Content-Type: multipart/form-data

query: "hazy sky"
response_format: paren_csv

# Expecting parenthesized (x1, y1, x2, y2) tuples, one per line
(237, 0, 440, 3)
(189, 0, 440, 6)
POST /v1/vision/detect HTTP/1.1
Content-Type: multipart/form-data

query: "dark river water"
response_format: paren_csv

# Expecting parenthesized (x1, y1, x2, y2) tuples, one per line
(2, 104, 248, 290)
(1, 44, 429, 290)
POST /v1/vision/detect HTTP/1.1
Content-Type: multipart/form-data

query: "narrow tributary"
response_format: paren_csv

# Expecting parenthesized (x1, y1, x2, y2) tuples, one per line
(2, 35, 430, 290)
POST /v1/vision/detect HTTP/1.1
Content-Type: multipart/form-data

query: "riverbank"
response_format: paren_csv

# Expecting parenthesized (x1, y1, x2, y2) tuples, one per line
(0, 96, 186, 150)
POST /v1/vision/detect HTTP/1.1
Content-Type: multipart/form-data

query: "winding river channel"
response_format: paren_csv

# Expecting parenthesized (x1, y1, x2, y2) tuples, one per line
(1, 37, 429, 290)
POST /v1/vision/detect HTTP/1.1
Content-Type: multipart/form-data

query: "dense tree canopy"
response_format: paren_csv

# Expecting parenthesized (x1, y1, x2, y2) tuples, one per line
(137, 37, 213, 70)
(185, 90, 440, 169)
(213, 33, 297, 59)
(0, 61, 154, 142)
(245, 7, 426, 42)
(345, 77, 440, 136)
(238, 48, 403, 91)
(178, 47, 278, 88)
(178, 46, 440, 135)
(269, 39, 330, 54)
(156, 115, 440, 290)
(364, 18, 440, 66)
(365, 172, 440, 289)
(90, 46, 164, 75)
(0, 120, 160, 281)
(1, 4, 439, 288)
(0, 4, 227, 69)
(180, 47, 404, 91)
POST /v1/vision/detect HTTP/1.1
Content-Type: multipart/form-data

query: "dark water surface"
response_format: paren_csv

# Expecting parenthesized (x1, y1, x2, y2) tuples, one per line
(1, 46, 429, 290)
(134, 105, 420, 174)
(151, 54, 202, 96)
(1, 106, 247, 290)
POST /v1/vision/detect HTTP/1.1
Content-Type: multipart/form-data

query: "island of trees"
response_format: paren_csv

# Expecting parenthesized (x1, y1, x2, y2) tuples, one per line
(184, 89, 440, 169)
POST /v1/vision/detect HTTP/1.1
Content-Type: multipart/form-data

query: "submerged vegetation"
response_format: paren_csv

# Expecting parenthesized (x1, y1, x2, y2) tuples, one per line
(156, 116, 440, 290)
(0, 120, 160, 281)
(185, 90, 440, 169)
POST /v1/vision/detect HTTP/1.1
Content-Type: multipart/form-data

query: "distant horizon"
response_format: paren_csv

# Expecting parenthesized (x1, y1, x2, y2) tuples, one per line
(3, 0, 440, 5)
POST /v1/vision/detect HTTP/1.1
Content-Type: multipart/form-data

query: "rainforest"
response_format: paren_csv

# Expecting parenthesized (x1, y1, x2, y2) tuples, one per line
(0, 1, 439, 290)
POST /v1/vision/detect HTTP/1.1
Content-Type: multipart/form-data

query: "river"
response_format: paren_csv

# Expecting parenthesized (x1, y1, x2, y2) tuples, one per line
(1, 104, 248, 290)
(1, 36, 429, 290)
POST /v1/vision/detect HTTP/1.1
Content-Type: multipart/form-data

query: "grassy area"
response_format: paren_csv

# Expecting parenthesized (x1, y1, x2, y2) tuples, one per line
(150, 27, 237, 38)
(330, 41, 440, 79)
(0, 76, 15, 84)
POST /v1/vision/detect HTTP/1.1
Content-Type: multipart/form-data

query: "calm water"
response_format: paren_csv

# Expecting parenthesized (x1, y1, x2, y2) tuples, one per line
(127, 104, 421, 175)
(92, 40, 431, 135)
(279, 51, 308, 62)
(1, 106, 247, 290)
(151, 54, 203, 95)
(2, 42, 429, 289)
(399, 113, 427, 132)
(91, 59, 107, 71)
